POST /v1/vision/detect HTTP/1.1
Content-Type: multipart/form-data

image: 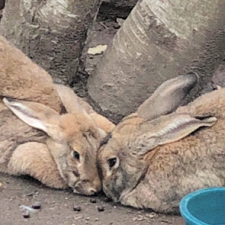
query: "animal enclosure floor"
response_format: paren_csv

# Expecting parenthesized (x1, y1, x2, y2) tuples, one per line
(0, 174, 184, 225)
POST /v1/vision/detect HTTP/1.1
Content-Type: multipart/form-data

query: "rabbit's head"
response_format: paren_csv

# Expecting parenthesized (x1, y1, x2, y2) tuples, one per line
(4, 98, 105, 195)
(97, 73, 216, 202)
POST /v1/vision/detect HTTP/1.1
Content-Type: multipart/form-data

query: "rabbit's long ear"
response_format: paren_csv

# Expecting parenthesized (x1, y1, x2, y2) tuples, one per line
(56, 84, 113, 135)
(3, 98, 60, 137)
(135, 113, 216, 156)
(55, 84, 97, 124)
(55, 84, 88, 114)
(137, 73, 198, 120)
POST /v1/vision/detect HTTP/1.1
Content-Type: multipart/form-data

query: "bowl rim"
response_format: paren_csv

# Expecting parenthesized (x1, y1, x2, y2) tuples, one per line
(179, 187, 225, 225)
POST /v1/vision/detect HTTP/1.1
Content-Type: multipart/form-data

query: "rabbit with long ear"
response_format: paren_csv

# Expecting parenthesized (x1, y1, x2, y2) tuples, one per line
(97, 72, 225, 213)
(0, 35, 113, 195)
(2, 98, 105, 195)
(55, 84, 115, 134)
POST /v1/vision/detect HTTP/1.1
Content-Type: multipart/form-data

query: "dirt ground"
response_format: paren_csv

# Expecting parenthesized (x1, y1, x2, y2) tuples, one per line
(0, 173, 184, 225)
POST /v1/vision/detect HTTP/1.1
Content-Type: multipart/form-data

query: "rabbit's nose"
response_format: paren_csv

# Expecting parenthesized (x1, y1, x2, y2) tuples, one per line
(88, 188, 98, 195)
(88, 181, 101, 195)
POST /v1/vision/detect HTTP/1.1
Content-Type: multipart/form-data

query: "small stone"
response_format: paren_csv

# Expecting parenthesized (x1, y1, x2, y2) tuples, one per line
(90, 199, 97, 203)
(32, 202, 41, 209)
(97, 206, 105, 212)
(23, 210, 30, 219)
(73, 206, 81, 212)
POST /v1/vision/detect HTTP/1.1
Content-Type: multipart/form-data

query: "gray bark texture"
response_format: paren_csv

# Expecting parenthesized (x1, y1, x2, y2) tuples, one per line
(0, 0, 100, 84)
(88, 0, 225, 123)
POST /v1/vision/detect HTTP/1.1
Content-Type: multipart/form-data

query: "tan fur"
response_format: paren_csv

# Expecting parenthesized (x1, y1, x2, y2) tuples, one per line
(55, 84, 115, 133)
(98, 75, 225, 213)
(0, 35, 110, 195)
(88, 113, 115, 134)
(8, 142, 67, 189)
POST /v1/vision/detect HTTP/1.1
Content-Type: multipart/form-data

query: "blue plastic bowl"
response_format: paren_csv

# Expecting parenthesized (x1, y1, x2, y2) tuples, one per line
(179, 187, 225, 225)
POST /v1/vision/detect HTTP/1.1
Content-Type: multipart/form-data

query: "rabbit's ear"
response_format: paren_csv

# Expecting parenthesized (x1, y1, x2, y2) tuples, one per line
(55, 84, 86, 114)
(137, 73, 198, 120)
(135, 114, 216, 155)
(3, 98, 60, 136)
(56, 84, 114, 136)
(56, 84, 96, 123)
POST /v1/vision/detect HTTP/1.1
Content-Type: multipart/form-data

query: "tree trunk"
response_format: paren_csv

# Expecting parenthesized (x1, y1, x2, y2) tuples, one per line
(88, 0, 225, 122)
(0, 0, 100, 84)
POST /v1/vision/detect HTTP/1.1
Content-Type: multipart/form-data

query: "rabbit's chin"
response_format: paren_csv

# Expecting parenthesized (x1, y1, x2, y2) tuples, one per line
(102, 186, 120, 202)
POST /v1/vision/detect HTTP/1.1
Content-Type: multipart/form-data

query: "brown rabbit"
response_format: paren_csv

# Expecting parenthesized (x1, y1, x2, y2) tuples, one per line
(0, 35, 114, 195)
(97, 73, 225, 213)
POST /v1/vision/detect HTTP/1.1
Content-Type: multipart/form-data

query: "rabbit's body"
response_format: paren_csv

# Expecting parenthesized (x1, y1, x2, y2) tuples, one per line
(0, 35, 114, 195)
(98, 74, 225, 213)
(120, 102, 225, 212)
(0, 100, 46, 172)
(0, 35, 62, 111)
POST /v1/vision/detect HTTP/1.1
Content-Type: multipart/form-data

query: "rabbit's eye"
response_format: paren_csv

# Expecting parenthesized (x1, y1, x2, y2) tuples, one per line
(73, 151, 80, 160)
(107, 157, 117, 169)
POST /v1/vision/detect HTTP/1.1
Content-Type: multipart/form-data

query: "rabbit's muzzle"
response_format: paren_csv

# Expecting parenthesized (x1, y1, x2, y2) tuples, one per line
(72, 177, 102, 196)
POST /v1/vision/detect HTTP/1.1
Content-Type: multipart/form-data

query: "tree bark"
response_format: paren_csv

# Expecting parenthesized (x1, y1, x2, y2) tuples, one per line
(0, 0, 100, 84)
(88, 0, 225, 122)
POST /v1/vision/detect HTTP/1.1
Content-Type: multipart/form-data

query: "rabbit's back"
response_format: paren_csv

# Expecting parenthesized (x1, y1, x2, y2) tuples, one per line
(0, 35, 61, 112)
(177, 87, 225, 118)
(132, 122, 225, 212)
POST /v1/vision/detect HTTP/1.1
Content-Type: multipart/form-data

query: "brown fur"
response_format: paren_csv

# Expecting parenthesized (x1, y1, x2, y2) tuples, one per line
(98, 75, 225, 212)
(55, 84, 115, 133)
(8, 142, 67, 189)
(0, 35, 61, 112)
